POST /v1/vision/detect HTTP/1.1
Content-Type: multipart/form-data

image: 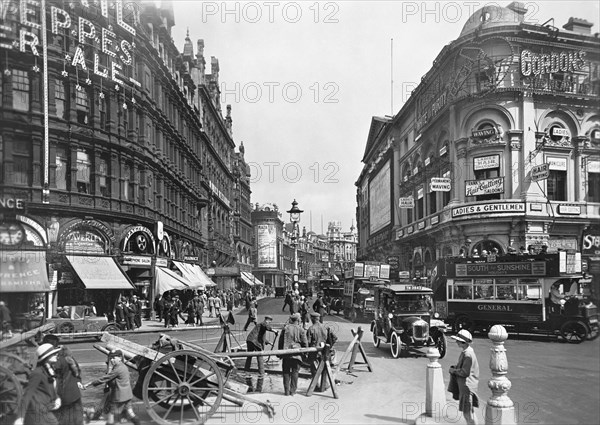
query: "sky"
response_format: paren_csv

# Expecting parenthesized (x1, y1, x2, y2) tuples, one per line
(168, 0, 600, 233)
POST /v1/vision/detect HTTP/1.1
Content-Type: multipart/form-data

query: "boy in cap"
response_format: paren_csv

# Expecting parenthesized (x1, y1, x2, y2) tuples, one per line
(245, 315, 276, 376)
(449, 329, 479, 425)
(82, 350, 141, 425)
(14, 343, 62, 425)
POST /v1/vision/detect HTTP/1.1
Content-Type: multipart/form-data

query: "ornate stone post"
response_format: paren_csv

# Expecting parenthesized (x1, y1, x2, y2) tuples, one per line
(425, 347, 446, 417)
(485, 325, 515, 425)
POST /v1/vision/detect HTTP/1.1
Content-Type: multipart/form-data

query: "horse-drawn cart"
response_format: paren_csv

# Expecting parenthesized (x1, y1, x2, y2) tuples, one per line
(0, 323, 56, 421)
(95, 332, 275, 425)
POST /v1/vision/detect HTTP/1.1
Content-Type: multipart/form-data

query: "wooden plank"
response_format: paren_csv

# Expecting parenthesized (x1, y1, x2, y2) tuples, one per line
(0, 323, 55, 350)
(222, 346, 320, 358)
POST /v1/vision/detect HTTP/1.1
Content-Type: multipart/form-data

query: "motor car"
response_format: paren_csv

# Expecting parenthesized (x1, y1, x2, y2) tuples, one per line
(47, 305, 120, 334)
(371, 283, 448, 358)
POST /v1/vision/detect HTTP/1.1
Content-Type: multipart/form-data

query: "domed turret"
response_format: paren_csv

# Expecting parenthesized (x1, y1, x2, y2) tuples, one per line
(459, 3, 525, 38)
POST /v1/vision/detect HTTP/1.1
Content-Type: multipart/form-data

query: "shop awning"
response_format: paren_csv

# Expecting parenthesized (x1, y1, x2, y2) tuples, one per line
(66, 256, 135, 290)
(241, 272, 264, 286)
(172, 261, 216, 289)
(0, 251, 50, 292)
(155, 267, 190, 294)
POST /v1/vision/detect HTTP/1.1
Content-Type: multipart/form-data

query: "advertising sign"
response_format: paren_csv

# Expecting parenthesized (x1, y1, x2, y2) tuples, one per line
(369, 161, 391, 234)
(257, 224, 277, 268)
(399, 197, 414, 208)
(465, 177, 504, 197)
(455, 261, 547, 277)
(430, 178, 451, 192)
(452, 202, 525, 218)
(531, 163, 550, 182)
(473, 155, 500, 170)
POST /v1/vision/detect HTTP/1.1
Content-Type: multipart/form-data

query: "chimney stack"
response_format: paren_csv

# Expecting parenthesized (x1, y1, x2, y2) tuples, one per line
(563, 17, 594, 34)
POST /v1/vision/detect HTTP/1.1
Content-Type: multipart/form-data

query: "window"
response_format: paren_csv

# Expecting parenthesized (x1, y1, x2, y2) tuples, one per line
(122, 164, 130, 201)
(416, 186, 424, 219)
(473, 166, 501, 201)
(442, 170, 451, 206)
(76, 150, 91, 193)
(55, 79, 66, 118)
(99, 95, 106, 129)
(75, 88, 89, 124)
(547, 157, 567, 201)
(13, 156, 30, 185)
(450, 280, 473, 300)
(428, 188, 437, 215)
(98, 157, 109, 197)
(587, 160, 600, 202)
(128, 165, 136, 202)
(55, 148, 68, 190)
(12, 69, 29, 111)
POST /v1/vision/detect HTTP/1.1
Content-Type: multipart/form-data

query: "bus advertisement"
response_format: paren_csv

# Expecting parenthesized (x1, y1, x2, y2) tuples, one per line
(431, 252, 598, 343)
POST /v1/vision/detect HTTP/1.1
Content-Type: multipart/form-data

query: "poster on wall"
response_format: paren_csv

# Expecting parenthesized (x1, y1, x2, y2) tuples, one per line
(369, 160, 391, 234)
(257, 224, 277, 268)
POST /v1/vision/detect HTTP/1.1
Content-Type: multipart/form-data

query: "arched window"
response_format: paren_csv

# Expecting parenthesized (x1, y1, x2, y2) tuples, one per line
(471, 240, 504, 256)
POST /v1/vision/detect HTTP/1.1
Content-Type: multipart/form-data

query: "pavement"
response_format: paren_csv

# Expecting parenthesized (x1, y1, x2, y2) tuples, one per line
(78, 296, 478, 425)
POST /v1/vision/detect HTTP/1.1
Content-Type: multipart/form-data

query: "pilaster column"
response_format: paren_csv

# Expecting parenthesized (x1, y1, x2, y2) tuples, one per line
(507, 130, 523, 199)
(573, 136, 589, 202)
(453, 137, 468, 204)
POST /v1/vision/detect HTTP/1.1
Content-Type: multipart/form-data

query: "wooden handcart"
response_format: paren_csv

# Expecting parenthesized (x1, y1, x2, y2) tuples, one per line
(0, 323, 56, 421)
(95, 332, 275, 425)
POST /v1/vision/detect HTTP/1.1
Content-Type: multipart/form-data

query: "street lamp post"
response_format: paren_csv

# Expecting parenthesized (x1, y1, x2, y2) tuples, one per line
(287, 199, 303, 291)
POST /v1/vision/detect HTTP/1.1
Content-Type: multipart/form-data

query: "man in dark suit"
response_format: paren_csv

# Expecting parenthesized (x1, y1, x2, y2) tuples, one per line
(278, 313, 307, 396)
(115, 301, 125, 328)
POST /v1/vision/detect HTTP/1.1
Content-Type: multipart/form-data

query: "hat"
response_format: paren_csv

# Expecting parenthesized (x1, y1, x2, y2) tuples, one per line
(108, 349, 124, 360)
(42, 334, 60, 347)
(36, 343, 61, 363)
(290, 313, 301, 321)
(265, 315, 273, 321)
(310, 312, 320, 318)
(451, 329, 473, 344)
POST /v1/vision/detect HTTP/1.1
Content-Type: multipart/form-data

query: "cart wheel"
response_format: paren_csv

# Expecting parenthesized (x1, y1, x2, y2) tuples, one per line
(434, 333, 447, 359)
(390, 332, 401, 358)
(560, 321, 588, 344)
(0, 352, 31, 385)
(0, 365, 23, 420)
(142, 349, 224, 424)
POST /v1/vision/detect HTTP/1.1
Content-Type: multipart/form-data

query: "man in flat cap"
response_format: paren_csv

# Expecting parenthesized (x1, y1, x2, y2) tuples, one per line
(278, 313, 307, 396)
(245, 315, 276, 377)
(307, 312, 329, 391)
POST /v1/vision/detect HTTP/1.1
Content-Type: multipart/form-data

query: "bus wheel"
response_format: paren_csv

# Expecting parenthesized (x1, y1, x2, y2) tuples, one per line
(390, 332, 401, 358)
(454, 315, 473, 333)
(560, 321, 588, 344)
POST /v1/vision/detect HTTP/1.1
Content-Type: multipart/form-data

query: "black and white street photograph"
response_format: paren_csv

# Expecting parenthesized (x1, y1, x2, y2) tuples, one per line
(1, 1, 599, 424)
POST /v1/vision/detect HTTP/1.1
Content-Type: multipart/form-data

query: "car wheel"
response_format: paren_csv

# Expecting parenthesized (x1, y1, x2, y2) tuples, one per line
(58, 322, 75, 334)
(560, 320, 588, 344)
(390, 332, 401, 358)
(372, 325, 381, 348)
(453, 315, 474, 333)
(435, 333, 447, 359)
(101, 323, 119, 332)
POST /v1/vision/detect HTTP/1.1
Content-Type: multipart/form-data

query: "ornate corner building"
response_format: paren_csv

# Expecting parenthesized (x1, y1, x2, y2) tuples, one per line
(0, 1, 248, 315)
(356, 3, 600, 280)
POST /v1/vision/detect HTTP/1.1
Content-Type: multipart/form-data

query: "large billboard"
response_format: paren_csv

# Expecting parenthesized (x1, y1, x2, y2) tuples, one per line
(369, 160, 391, 234)
(256, 224, 277, 268)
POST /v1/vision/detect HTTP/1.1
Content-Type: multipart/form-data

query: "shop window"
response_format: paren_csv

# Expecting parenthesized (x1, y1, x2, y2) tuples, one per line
(588, 163, 600, 202)
(98, 157, 109, 197)
(76, 150, 91, 193)
(55, 147, 68, 190)
(12, 69, 30, 111)
(547, 170, 567, 201)
(75, 88, 89, 124)
(55, 79, 66, 118)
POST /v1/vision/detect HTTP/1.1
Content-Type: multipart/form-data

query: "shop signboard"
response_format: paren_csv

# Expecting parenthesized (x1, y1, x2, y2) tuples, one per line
(430, 178, 451, 192)
(465, 177, 504, 197)
(399, 197, 414, 208)
(531, 163, 550, 182)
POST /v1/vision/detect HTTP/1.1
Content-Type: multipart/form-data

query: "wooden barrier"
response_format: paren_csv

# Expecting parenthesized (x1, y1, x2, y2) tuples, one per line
(334, 327, 373, 374)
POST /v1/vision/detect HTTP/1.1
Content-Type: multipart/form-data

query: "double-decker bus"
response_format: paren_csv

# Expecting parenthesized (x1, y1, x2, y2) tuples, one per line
(431, 252, 598, 343)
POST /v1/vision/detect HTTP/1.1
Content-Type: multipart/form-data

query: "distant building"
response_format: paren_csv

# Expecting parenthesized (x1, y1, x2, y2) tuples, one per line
(327, 221, 358, 274)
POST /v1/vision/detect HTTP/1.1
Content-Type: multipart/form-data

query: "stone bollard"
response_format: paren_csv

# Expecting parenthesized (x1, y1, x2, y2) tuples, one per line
(485, 325, 515, 425)
(425, 347, 446, 417)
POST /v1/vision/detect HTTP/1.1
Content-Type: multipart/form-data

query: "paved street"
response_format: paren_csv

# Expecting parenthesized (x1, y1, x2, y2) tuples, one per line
(66, 296, 600, 424)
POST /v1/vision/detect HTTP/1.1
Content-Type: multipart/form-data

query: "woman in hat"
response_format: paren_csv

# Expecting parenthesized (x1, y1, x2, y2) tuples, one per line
(449, 329, 480, 425)
(14, 343, 62, 425)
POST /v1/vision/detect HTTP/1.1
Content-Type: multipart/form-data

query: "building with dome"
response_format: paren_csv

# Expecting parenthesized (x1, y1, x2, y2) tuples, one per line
(356, 2, 600, 281)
